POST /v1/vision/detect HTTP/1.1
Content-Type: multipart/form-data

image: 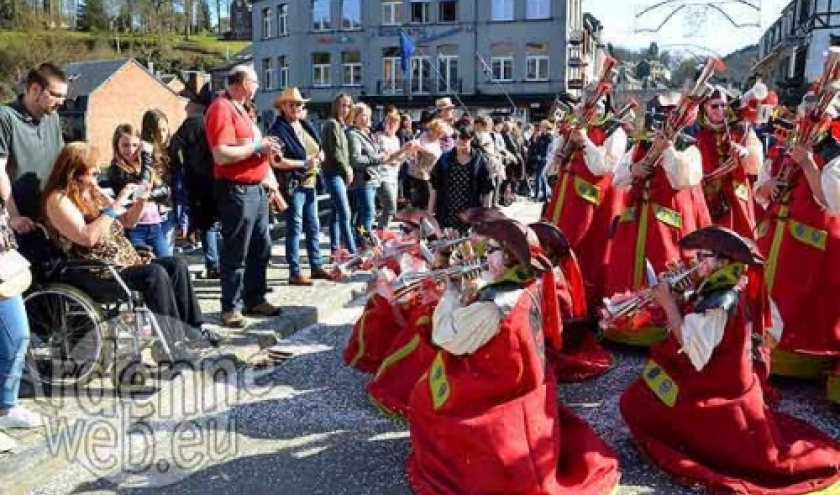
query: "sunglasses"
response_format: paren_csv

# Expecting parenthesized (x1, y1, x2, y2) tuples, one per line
(696, 251, 717, 260)
(707, 103, 726, 110)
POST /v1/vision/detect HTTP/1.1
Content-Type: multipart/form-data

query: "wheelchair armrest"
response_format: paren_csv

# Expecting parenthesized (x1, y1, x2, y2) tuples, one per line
(61, 259, 115, 270)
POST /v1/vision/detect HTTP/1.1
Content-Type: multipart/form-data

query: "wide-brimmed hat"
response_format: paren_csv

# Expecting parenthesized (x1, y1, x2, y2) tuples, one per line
(528, 222, 571, 259)
(473, 219, 552, 273)
(275, 87, 311, 105)
(678, 226, 764, 265)
(435, 97, 456, 110)
(394, 207, 440, 237)
(458, 207, 509, 225)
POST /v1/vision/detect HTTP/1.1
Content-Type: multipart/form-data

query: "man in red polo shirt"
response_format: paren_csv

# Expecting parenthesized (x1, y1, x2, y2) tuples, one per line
(205, 65, 283, 328)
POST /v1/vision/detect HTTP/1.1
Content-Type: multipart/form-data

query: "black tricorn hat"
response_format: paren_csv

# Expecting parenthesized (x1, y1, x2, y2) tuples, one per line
(473, 219, 552, 273)
(678, 226, 764, 265)
(458, 206, 509, 225)
(528, 222, 571, 259)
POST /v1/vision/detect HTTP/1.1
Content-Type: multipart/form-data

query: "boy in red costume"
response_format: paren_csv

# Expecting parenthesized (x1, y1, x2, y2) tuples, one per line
(530, 221, 613, 382)
(692, 85, 764, 238)
(407, 216, 620, 495)
(543, 93, 629, 311)
(621, 226, 840, 495)
(755, 102, 840, 404)
(343, 208, 440, 373)
(601, 91, 712, 346)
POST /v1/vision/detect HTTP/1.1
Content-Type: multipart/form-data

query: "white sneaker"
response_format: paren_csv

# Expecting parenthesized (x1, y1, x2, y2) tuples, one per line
(0, 407, 45, 429)
(0, 432, 15, 452)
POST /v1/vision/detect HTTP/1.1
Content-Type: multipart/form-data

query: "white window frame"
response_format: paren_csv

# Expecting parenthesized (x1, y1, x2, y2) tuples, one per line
(410, 55, 431, 93)
(278, 55, 289, 89)
(277, 4, 288, 36)
(313, 0, 331, 31)
(382, 56, 402, 94)
(342, 0, 362, 30)
(410, 0, 430, 24)
(491, 0, 514, 21)
(262, 7, 272, 39)
(313, 54, 332, 87)
(438, 54, 459, 91)
(382, 1, 402, 25)
(491, 56, 513, 82)
(262, 58, 275, 90)
(526, 0, 550, 19)
(342, 51, 362, 86)
(526, 55, 549, 81)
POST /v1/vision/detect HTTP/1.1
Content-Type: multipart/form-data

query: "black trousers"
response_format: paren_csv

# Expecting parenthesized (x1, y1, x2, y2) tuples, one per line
(72, 257, 203, 345)
(407, 176, 431, 210)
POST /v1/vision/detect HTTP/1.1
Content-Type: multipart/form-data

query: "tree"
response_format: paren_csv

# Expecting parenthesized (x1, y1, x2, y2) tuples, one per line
(76, 0, 108, 30)
(197, 0, 211, 32)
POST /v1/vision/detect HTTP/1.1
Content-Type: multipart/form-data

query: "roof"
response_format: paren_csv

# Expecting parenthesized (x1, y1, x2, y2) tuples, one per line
(209, 44, 253, 72)
(63, 58, 129, 100)
(63, 58, 187, 100)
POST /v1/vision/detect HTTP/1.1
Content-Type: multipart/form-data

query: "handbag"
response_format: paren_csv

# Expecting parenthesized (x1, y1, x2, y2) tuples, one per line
(0, 249, 32, 299)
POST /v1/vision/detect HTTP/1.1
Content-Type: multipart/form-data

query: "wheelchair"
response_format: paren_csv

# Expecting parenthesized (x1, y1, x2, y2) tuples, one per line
(18, 228, 175, 392)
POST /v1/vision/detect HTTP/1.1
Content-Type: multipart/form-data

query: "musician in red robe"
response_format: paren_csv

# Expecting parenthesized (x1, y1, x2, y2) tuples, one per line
(692, 85, 764, 238)
(755, 114, 840, 404)
(621, 226, 840, 495)
(601, 92, 712, 346)
(530, 221, 613, 382)
(343, 208, 440, 373)
(543, 93, 628, 310)
(407, 216, 620, 495)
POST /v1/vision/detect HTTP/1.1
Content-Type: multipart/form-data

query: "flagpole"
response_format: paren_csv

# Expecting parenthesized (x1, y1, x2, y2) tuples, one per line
(475, 51, 517, 113)
(399, 28, 472, 117)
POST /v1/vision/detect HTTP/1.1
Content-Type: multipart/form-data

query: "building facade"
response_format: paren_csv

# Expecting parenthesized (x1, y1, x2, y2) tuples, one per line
(753, 0, 840, 105)
(250, 0, 598, 123)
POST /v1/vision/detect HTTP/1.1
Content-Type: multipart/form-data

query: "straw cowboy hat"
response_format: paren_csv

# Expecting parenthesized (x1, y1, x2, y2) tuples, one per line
(435, 97, 456, 110)
(276, 87, 311, 105)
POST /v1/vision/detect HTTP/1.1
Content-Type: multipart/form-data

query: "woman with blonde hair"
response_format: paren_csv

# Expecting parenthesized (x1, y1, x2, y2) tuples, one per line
(107, 115, 173, 257)
(44, 142, 217, 359)
(405, 118, 445, 209)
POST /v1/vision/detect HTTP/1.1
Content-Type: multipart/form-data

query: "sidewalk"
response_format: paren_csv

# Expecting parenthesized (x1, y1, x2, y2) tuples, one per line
(0, 231, 370, 495)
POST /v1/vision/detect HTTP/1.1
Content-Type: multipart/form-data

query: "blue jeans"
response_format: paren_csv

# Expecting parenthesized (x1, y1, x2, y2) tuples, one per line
(351, 186, 377, 246)
(203, 223, 222, 270)
(215, 181, 271, 312)
(126, 218, 173, 258)
(535, 160, 550, 201)
(285, 187, 322, 278)
(324, 175, 356, 254)
(0, 296, 29, 409)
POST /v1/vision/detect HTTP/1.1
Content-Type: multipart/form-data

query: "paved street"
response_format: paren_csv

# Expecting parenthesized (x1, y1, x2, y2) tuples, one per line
(5, 199, 839, 495)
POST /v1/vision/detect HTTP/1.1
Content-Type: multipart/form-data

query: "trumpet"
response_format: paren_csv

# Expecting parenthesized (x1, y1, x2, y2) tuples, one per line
(634, 56, 726, 183)
(391, 260, 487, 300)
(598, 261, 701, 329)
(771, 47, 840, 203)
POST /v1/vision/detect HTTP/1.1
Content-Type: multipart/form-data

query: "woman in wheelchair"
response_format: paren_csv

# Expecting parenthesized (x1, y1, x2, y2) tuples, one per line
(41, 142, 219, 362)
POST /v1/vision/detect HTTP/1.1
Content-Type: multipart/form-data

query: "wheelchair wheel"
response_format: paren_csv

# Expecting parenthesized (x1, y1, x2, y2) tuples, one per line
(24, 283, 110, 388)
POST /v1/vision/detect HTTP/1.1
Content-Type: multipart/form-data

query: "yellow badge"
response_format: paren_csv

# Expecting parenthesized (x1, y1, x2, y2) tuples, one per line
(574, 176, 601, 205)
(653, 204, 682, 229)
(788, 220, 827, 251)
(642, 360, 679, 407)
(733, 182, 750, 202)
(429, 352, 451, 410)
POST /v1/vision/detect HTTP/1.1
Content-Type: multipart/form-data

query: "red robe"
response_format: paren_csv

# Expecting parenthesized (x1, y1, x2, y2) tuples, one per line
(546, 263, 613, 382)
(696, 125, 757, 239)
(543, 126, 626, 309)
(367, 297, 439, 418)
(620, 290, 840, 495)
(601, 143, 711, 346)
(343, 294, 404, 373)
(756, 149, 840, 369)
(407, 281, 620, 495)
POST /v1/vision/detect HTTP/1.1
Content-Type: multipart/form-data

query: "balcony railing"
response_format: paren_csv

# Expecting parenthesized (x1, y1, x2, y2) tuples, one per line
(375, 78, 463, 96)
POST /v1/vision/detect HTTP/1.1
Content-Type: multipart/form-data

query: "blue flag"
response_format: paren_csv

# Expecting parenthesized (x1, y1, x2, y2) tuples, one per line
(399, 29, 416, 73)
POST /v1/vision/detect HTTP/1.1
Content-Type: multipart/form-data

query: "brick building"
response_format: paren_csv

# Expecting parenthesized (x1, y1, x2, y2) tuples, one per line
(61, 59, 189, 163)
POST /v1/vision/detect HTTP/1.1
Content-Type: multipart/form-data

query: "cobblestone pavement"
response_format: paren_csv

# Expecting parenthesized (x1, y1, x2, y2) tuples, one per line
(7, 199, 840, 495)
